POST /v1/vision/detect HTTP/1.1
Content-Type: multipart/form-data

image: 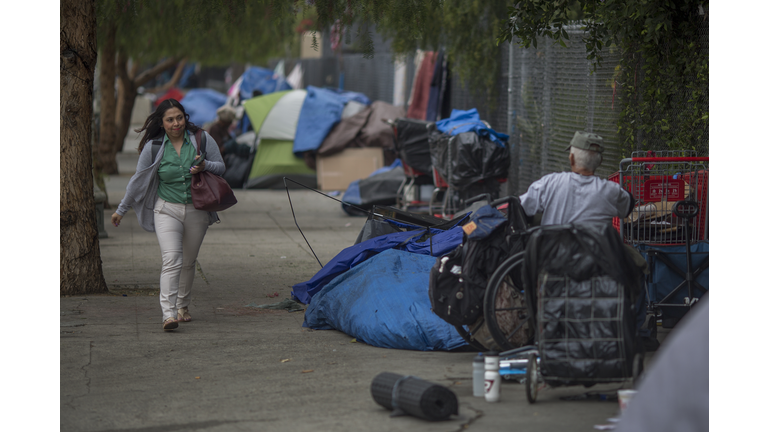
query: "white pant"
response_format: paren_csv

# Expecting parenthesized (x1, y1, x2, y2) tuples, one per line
(154, 198, 209, 320)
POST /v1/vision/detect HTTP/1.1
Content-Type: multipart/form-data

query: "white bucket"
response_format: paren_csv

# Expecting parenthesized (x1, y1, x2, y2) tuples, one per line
(617, 389, 638, 414)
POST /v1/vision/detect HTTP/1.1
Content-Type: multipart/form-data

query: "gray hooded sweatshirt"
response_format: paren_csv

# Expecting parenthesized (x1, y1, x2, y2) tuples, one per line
(116, 130, 226, 232)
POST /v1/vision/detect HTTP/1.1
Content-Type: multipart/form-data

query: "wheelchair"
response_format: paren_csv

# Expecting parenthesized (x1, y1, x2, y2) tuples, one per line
(452, 196, 645, 403)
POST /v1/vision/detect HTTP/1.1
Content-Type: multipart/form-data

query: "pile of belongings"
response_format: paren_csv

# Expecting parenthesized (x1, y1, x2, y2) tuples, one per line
(293, 209, 471, 351)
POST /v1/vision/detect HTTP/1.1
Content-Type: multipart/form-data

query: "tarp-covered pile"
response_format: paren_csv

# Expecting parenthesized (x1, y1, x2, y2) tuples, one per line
(340, 161, 405, 216)
(293, 214, 469, 351)
(317, 101, 404, 163)
(303, 249, 467, 351)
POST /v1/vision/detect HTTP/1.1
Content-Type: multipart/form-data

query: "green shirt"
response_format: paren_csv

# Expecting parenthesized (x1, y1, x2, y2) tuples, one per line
(157, 131, 197, 204)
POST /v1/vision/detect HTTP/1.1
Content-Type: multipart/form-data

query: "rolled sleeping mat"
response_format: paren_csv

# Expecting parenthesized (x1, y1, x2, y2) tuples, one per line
(370, 372, 459, 421)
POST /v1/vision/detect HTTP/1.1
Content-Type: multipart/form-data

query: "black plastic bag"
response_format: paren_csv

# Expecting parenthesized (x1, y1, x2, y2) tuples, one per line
(222, 151, 254, 189)
(428, 130, 510, 191)
(394, 118, 433, 174)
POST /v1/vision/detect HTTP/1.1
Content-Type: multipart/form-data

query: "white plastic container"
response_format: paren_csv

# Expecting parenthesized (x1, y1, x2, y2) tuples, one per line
(618, 389, 638, 414)
(484, 351, 501, 402)
(472, 354, 484, 397)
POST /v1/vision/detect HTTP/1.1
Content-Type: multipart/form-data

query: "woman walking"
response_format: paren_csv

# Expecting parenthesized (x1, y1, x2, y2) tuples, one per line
(111, 99, 225, 331)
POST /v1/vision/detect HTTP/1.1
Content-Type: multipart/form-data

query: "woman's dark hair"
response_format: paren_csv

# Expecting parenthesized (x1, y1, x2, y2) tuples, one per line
(136, 98, 200, 152)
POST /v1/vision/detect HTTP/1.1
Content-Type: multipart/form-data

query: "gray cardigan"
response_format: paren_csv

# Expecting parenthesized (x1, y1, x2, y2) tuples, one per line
(116, 130, 226, 232)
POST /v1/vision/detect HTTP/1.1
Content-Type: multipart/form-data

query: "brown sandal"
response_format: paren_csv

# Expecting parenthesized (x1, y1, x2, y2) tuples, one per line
(163, 317, 179, 331)
(177, 307, 192, 322)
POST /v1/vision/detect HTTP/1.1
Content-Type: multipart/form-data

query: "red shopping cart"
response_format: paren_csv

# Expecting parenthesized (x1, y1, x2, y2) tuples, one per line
(610, 150, 709, 328)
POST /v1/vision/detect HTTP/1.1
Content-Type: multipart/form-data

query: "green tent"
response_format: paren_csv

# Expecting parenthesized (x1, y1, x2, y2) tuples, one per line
(243, 90, 317, 189)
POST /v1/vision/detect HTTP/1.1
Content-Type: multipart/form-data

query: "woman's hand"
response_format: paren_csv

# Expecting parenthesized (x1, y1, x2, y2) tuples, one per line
(190, 156, 206, 175)
(111, 213, 123, 227)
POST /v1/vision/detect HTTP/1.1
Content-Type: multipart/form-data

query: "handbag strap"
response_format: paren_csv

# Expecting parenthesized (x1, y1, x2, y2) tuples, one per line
(194, 129, 205, 155)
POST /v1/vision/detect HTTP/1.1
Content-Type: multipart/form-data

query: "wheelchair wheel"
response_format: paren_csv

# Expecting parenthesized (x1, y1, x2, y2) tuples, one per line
(483, 252, 533, 351)
(525, 353, 539, 403)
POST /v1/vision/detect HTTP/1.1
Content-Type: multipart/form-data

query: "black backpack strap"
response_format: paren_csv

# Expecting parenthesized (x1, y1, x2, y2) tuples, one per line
(150, 139, 163, 162)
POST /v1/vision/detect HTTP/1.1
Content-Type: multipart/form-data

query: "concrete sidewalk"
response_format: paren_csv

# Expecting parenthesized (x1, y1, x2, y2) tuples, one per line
(61, 151, 637, 432)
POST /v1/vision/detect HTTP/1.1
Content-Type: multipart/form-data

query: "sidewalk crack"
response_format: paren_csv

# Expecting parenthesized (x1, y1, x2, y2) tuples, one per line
(455, 404, 483, 431)
(83, 341, 93, 394)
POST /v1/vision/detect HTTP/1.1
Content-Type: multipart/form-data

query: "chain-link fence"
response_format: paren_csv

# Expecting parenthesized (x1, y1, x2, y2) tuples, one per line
(294, 18, 707, 196)
(504, 24, 624, 195)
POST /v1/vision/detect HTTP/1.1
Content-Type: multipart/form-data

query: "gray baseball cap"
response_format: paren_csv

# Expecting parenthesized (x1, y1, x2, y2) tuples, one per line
(566, 131, 605, 153)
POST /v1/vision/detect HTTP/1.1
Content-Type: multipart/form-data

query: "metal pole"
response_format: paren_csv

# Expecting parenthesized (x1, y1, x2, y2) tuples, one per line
(507, 41, 515, 194)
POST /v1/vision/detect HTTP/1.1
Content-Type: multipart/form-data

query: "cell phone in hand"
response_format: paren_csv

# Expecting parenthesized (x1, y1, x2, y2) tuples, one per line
(193, 152, 207, 167)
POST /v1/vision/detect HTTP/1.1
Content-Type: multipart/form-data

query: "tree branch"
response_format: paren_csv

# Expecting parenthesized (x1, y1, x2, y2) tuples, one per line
(143, 58, 188, 93)
(135, 57, 179, 87)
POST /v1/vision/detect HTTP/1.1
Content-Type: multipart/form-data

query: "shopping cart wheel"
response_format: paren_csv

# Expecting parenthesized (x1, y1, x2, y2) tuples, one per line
(483, 253, 532, 351)
(632, 353, 644, 388)
(525, 353, 539, 404)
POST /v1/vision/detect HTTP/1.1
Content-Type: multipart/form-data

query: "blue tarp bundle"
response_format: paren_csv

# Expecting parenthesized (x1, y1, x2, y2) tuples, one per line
(303, 249, 467, 351)
(238, 67, 292, 102)
(180, 88, 228, 127)
(291, 224, 464, 305)
(293, 86, 347, 154)
(435, 108, 509, 147)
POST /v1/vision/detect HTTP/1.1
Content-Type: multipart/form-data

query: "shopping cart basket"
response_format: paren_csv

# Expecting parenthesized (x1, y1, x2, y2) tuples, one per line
(610, 151, 709, 327)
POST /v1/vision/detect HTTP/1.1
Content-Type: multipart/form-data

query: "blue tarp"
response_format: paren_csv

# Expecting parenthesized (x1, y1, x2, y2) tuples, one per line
(328, 88, 371, 106)
(238, 67, 292, 102)
(435, 108, 509, 147)
(291, 224, 464, 305)
(293, 86, 346, 154)
(303, 249, 467, 351)
(180, 88, 228, 127)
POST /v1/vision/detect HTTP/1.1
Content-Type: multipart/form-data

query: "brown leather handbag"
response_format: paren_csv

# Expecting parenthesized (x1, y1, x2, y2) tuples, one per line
(191, 130, 237, 212)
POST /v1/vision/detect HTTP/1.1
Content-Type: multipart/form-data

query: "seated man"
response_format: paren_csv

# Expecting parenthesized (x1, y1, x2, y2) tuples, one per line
(519, 131, 634, 224)
(520, 131, 653, 345)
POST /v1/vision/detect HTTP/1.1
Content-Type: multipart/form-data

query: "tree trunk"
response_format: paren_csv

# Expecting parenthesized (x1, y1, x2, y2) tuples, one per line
(61, 0, 108, 295)
(114, 55, 179, 153)
(96, 20, 118, 174)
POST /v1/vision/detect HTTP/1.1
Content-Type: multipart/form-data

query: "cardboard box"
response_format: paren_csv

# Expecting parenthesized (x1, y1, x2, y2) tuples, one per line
(317, 148, 385, 191)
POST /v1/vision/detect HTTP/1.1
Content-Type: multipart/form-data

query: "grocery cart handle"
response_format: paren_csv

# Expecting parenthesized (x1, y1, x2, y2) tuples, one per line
(619, 156, 709, 171)
(629, 157, 709, 162)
